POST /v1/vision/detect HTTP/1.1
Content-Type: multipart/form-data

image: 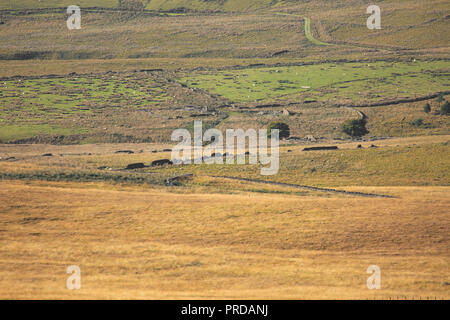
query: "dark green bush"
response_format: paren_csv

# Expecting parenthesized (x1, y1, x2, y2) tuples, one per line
(440, 101, 449, 115)
(410, 118, 424, 127)
(341, 119, 369, 137)
(268, 122, 290, 139)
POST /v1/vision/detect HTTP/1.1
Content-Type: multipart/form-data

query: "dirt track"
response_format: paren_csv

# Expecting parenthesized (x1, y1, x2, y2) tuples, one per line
(210, 175, 396, 198)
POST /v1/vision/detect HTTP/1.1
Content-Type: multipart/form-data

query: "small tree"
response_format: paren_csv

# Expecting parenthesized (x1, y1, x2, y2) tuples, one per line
(441, 100, 450, 115)
(268, 122, 290, 139)
(342, 119, 369, 137)
(410, 118, 424, 127)
(423, 103, 431, 113)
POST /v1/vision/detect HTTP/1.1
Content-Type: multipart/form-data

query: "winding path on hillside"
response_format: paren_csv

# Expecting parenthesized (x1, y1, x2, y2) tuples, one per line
(274, 12, 404, 51)
(303, 17, 333, 46)
(275, 13, 332, 46)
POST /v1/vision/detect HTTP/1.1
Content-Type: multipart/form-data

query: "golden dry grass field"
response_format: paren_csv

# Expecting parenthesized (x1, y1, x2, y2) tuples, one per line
(0, 136, 449, 299)
(0, 181, 448, 299)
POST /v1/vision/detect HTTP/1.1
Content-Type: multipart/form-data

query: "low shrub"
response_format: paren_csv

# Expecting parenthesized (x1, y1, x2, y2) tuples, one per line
(342, 119, 368, 137)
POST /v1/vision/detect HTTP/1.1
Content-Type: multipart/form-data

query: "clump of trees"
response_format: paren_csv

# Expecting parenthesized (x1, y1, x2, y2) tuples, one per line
(342, 119, 368, 138)
(434, 93, 450, 114)
(422, 94, 449, 115)
(268, 122, 290, 139)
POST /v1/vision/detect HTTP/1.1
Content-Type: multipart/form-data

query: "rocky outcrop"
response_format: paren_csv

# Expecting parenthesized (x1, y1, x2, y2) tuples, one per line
(151, 159, 173, 167)
(303, 146, 338, 151)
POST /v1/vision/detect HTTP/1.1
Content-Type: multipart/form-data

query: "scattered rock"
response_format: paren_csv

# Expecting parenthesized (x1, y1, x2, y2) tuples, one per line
(303, 146, 339, 151)
(191, 113, 213, 118)
(254, 103, 282, 109)
(305, 135, 317, 142)
(97, 166, 112, 170)
(202, 106, 216, 113)
(151, 159, 173, 167)
(282, 109, 294, 116)
(125, 163, 147, 170)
